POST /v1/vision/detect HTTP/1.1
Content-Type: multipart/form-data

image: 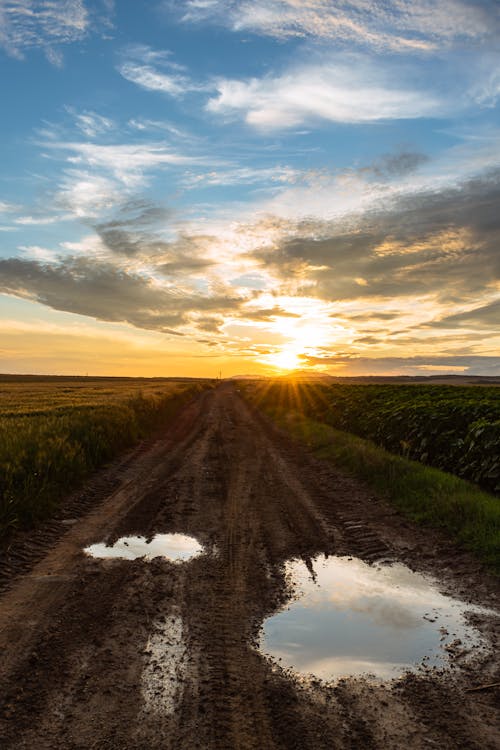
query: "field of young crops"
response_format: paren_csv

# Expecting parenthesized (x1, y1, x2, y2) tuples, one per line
(253, 381, 500, 494)
(0, 376, 210, 540)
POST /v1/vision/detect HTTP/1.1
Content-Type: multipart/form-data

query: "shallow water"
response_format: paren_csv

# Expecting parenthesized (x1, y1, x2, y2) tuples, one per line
(141, 610, 188, 716)
(260, 555, 493, 681)
(85, 533, 203, 562)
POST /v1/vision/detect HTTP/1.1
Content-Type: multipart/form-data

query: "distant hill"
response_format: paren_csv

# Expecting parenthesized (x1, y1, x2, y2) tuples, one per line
(230, 372, 500, 385)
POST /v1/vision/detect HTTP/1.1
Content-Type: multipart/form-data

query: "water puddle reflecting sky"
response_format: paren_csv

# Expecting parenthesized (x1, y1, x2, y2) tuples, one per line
(85, 533, 203, 562)
(260, 556, 495, 681)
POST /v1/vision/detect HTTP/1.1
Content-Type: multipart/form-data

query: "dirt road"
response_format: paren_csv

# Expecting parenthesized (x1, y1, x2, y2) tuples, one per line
(0, 384, 498, 749)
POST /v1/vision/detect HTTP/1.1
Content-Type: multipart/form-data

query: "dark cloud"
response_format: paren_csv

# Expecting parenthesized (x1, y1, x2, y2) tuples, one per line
(251, 170, 500, 306)
(93, 201, 170, 257)
(353, 335, 385, 344)
(0, 257, 241, 334)
(196, 338, 219, 346)
(429, 299, 500, 328)
(195, 316, 224, 332)
(92, 201, 214, 278)
(369, 150, 429, 179)
(300, 353, 500, 376)
(241, 306, 301, 322)
(340, 311, 402, 321)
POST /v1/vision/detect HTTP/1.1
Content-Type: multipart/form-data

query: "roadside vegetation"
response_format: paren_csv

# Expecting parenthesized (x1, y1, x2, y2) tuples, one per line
(0, 376, 209, 541)
(252, 381, 500, 493)
(245, 380, 500, 570)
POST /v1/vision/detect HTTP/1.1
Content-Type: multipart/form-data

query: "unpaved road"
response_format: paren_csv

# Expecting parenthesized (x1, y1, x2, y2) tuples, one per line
(0, 384, 499, 749)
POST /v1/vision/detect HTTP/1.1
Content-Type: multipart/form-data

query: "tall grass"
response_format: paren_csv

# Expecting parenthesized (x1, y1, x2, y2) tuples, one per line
(0, 381, 208, 541)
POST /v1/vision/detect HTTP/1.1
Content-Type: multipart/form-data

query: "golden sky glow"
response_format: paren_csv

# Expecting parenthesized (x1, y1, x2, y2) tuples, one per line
(0, 1, 499, 377)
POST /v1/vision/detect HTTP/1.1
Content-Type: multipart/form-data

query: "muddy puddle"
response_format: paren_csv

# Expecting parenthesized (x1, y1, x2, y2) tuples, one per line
(85, 533, 203, 562)
(261, 555, 495, 681)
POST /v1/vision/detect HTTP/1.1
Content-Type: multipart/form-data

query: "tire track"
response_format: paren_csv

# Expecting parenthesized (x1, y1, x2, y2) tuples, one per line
(0, 384, 498, 750)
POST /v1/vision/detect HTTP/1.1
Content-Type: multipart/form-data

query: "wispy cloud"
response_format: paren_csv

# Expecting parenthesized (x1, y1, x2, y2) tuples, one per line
(118, 44, 207, 97)
(43, 140, 208, 217)
(15, 213, 71, 225)
(127, 118, 198, 141)
(181, 165, 299, 188)
(119, 61, 189, 96)
(174, 0, 499, 51)
(0, 0, 113, 63)
(66, 107, 115, 138)
(0, 199, 19, 213)
(54, 170, 119, 218)
(207, 56, 444, 130)
(56, 141, 202, 182)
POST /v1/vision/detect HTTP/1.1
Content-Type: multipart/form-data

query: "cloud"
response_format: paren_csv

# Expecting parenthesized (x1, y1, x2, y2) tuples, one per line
(181, 165, 299, 188)
(238, 306, 301, 322)
(368, 150, 430, 179)
(15, 213, 71, 225)
(429, 299, 500, 329)
(174, 1, 499, 51)
(0, 255, 242, 334)
(45, 139, 207, 218)
(206, 57, 444, 130)
(51, 141, 200, 184)
(299, 353, 500, 376)
(0, 1, 113, 62)
(118, 44, 207, 97)
(250, 169, 500, 306)
(55, 170, 119, 217)
(92, 200, 173, 257)
(66, 107, 114, 137)
(90, 200, 216, 278)
(127, 118, 198, 141)
(119, 61, 189, 97)
(0, 200, 19, 213)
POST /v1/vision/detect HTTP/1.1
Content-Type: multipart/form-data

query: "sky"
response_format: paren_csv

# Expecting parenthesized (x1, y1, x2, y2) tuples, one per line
(0, 0, 499, 378)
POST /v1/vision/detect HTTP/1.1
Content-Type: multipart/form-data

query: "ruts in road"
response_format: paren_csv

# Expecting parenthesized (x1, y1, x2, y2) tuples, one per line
(0, 384, 499, 749)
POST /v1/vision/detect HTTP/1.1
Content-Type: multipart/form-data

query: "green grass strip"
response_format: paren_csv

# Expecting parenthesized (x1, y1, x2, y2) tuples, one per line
(266, 407, 500, 572)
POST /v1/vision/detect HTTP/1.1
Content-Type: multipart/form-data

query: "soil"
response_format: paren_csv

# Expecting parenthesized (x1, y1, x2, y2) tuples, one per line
(0, 383, 498, 750)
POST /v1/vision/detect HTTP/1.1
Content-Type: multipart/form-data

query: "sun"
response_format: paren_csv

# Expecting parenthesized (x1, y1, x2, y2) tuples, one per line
(266, 348, 302, 371)
(250, 296, 337, 373)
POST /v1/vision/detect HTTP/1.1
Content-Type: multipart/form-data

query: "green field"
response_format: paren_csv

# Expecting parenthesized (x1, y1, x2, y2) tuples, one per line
(0, 376, 210, 541)
(245, 380, 500, 569)
(250, 380, 500, 493)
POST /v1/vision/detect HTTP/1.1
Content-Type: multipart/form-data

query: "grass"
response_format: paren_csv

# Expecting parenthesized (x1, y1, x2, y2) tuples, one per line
(261, 405, 500, 572)
(0, 376, 211, 541)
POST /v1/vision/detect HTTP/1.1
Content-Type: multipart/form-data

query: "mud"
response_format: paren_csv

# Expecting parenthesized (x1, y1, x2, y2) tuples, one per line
(0, 384, 498, 749)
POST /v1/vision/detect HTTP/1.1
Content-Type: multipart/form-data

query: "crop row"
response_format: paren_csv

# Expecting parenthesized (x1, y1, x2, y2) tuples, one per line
(0, 383, 207, 540)
(253, 382, 500, 494)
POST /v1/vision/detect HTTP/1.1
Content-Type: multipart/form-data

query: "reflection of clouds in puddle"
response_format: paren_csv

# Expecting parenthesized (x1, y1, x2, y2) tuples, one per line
(261, 556, 495, 681)
(85, 533, 203, 562)
(141, 610, 187, 717)
(299, 558, 448, 630)
(340, 596, 421, 630)
(301, 656, 411, 681)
